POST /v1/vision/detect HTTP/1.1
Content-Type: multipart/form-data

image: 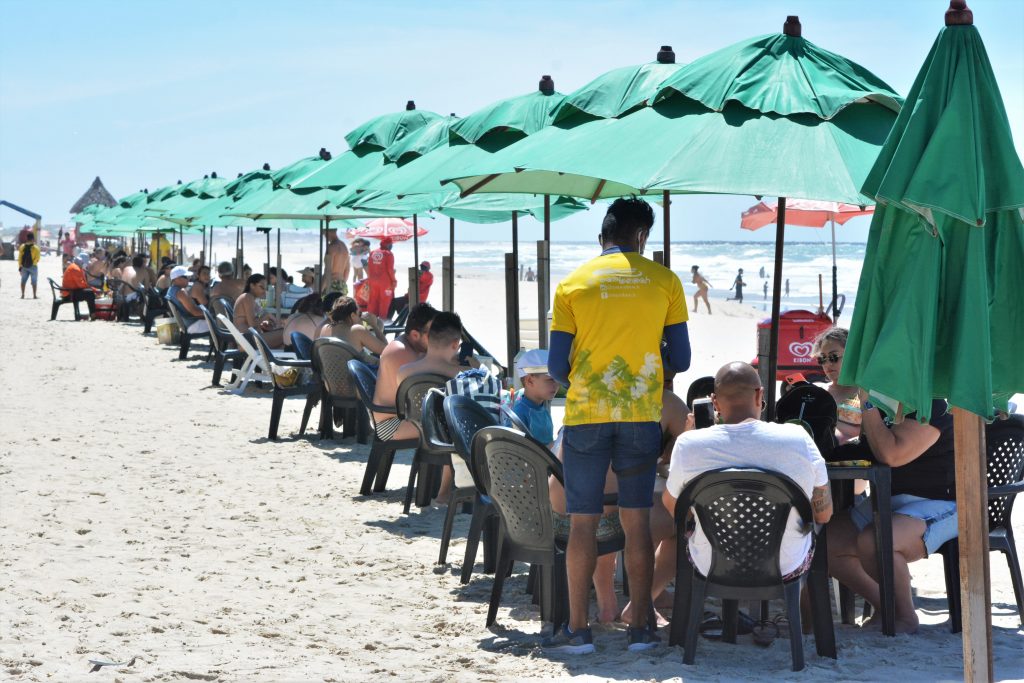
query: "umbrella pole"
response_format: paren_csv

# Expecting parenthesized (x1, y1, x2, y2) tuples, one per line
(318, 218, 326, 295)
(662, 190, 671, 269)
(831, 218, 839, 323)
(443, 217, 455, 312)
(766, 197, 786, 421)
(539, 197, 551, 349)
(240, 227, 246, 276)
(412, 214, 420, 304)
(275, 228, 282, 316)
(952, 407, 993, 683)
(509, 211, 521, 361)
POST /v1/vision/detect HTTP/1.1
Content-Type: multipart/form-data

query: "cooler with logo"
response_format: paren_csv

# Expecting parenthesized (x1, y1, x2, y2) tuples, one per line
(751, 309, 833, 381)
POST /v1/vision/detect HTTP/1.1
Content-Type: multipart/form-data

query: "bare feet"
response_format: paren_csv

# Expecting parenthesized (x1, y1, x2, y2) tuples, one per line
(862, 612, 919, 634)
(620, 602, 670, 629)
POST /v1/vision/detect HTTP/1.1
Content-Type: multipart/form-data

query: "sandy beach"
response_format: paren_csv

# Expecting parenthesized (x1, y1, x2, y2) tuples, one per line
(1, 255, 1022, 682)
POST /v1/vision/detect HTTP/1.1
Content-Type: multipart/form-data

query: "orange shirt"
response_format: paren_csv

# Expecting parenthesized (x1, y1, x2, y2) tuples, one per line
(61, 263, 91, 297)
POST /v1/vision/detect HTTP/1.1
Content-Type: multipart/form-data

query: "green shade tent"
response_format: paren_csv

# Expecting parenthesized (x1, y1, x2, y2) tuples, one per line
(838, 4, 1024, 678)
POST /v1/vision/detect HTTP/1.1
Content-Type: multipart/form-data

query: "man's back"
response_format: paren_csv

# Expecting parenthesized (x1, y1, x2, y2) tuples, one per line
(372, 336, 419, 413)
(397, 356, 461, 385)
(667, 420, 827, 576)
(211, 277, 243, 302)
(552, 251, 686, 425)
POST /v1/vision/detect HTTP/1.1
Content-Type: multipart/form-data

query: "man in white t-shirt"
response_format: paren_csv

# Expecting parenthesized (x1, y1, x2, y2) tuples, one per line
(663, 362, 833, 578)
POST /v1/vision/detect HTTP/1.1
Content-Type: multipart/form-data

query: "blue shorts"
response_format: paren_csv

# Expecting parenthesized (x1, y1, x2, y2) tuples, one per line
(20, 265, 38, 286)
(850, 494, 958, 554)
(562, 421, 661, 514)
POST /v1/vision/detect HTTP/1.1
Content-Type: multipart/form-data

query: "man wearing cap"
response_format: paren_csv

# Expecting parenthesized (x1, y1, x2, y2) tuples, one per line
(513, 348, 558, 448)
(545, 197, 692, 653)
(280, 266, 316, 311)
(321, 226, 351, 296)
(210, 262, 244, 303)
(366, 237, 397, 320)
(61, 253, 98, 320)
(165, 266, 209, 334)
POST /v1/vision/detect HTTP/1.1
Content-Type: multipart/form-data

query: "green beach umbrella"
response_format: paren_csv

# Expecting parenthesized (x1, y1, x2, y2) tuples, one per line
(839, 6, 1024, 422)
(837, 4, 1024, 676)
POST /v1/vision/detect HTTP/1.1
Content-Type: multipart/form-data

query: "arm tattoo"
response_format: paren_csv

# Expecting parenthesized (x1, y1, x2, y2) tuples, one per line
(812, 486, 832, 513)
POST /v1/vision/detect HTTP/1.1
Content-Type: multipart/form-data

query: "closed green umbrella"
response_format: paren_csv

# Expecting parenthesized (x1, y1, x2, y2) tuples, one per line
(838, 4, 1024, 677)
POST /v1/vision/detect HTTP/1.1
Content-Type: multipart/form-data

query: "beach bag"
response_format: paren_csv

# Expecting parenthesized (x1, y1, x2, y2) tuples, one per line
(273, 366, 302, 388)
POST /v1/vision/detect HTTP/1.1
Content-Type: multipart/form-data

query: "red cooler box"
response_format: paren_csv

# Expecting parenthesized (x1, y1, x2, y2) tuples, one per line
(751, 310, 832, 381)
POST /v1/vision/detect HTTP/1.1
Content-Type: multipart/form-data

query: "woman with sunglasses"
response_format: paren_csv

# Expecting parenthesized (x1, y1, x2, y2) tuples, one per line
(811, 327, 861, 444)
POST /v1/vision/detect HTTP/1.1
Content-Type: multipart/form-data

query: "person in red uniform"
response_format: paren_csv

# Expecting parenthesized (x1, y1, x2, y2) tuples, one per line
(418, 261, 433, 303)
(366, 237, 397, 319)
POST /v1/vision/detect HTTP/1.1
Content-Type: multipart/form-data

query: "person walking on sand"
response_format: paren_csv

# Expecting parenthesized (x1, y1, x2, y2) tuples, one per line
(728, 268, 745, 303)
(545, 197, 691, 654)
(17, 232, 41, 299)
(690, 265, 712, 314)
(763, 280, 769, 301)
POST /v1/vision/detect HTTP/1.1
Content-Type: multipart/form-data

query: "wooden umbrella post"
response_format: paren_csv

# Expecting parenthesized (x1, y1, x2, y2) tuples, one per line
(766, 197, 786, 421)
(662, 190, 671, 269)
(510, 210, 521, 349)
(953, 406, 993, 682)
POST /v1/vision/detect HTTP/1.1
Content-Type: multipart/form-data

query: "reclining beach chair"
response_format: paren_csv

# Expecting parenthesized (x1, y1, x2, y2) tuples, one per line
(216, 314, 288, 393)
(347, 359, 420, 496)
(200, 305, 243, 386)
(251, 329, 312, 440)
(395, 373, 452, 514)
(668, 468, 836, 672)
(47, 277, 87, 321)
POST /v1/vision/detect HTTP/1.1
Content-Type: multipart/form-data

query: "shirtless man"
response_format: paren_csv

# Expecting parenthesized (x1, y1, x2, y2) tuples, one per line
(371, 304, 437, 442)
(86, 248, 109, 288)
(322, 226, 351, 296)
(210, 261, 244, 303)
(396, 311, 465, 383)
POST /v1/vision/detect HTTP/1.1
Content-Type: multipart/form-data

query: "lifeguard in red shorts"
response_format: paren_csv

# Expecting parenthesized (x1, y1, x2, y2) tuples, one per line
(366, 237, 398, 318)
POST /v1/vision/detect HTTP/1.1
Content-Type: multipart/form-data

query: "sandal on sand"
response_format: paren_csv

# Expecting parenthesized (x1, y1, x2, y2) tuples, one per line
(752, 620, 779, 647)
(699, 612, 724, 640)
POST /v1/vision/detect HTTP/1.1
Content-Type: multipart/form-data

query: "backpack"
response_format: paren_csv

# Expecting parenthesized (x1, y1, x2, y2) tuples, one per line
(20, 245, 33, 268)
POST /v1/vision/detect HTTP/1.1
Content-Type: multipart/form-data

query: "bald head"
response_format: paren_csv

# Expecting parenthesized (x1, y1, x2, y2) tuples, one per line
(713, 362, 764, 421)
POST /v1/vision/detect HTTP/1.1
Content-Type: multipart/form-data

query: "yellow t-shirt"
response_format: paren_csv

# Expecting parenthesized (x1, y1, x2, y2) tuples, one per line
(551, 250, 688, 425)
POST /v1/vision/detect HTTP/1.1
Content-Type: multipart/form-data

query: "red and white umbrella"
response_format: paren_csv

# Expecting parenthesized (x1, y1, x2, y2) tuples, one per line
(345, 217, 428, 242)
(741, 198, 874, 322)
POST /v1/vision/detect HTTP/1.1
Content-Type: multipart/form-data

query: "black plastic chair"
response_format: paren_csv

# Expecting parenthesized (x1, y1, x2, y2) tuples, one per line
(311, 338, 370, 442)
(396, 373, 453, 514)
(383, 305, 410, 337)
(168, 300, 211, 361)
(291, 332, 314, 361)
(47, 277, 86, 320)
(142, 286, 169, 334)
(937, 414, 1024, 632)
(424, 389, 475, 565)
(774, 384, 838, 460)
(211, 296, 235, 323)
(444, 394, 501, 583)
(500, 404, 530, 433)
(686, 376, 715, 407)
(251, 328, 312, 441)
(347, 359, 421, 496)
(472, 425, 625, 630)
(200, 304, 243, 386)
(668, 468, 836, 672)
(119, 281, 148, 323)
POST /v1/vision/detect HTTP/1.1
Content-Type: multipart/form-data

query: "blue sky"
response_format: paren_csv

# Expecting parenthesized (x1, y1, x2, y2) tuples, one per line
(1, 0, 1021, 243)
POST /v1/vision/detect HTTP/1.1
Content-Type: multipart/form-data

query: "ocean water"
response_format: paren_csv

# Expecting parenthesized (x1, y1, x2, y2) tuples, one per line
(195, 230, 865, 320)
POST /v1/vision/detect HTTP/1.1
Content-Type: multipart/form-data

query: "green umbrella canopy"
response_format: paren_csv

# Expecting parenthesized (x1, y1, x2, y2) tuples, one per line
(350, 187, 586, 225)
(549, 45, 683, 124)
(839, 17, 1024, 421)
(145, 173, 230, 215)
(654, 19, 902, 118)
(344, 101, 444, 151)
(382, 114, 459, 165)
(449, 24, 900, 202)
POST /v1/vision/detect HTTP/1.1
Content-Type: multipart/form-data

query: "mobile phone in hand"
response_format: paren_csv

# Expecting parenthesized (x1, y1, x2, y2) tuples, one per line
(692, 397, 715, 429)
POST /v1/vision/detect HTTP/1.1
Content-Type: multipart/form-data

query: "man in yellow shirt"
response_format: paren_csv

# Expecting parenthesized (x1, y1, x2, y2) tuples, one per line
(545, 197, 691, 654)
(17, 232, 42, 299)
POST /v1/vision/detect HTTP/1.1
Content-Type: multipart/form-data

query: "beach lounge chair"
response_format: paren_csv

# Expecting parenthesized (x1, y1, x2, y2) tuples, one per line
(444, 394, 500, 583)
(200, 305, 243, 387)
(347, 359, 421, 496)
(308, 337, 370, 442)
(936, 413, 1024, 632)
(216, 314, 288, 393)
(47, 277, 87, 321)
(471, 425, 625, 630)
(395, 373, 452, 514)
(383, 305, 410, 337)
(251, 328, 312, 441)
(668, 469, 836, 672)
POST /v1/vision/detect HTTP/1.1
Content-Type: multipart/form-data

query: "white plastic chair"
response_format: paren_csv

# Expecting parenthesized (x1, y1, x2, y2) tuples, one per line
(217, 313, 295, 393)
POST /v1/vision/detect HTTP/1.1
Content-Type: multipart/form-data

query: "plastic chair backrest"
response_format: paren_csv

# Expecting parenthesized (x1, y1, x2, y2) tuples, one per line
(501, 405, 530, 433)
(291, 332, 314, 361)
(774, 384, 838, 459)
(686, 376, 715, 407)
(48, 278, 66, 301)
(199, 305, 223, 353)
(169, 300, 190, 333)
(473, 425, 563, 559)
(315, 338, 362, 400)
(346, 359, 382, 427)
(212, 296, 235, 322)
(396, 373, 450, 424)
(985, 414, 1024, 528)
(444, 394, 498, 470)
(421, 389, 454, 449)
(218, 314, 259, 362)
(250, 328, 285, 384)
(676, 468, 812, 588)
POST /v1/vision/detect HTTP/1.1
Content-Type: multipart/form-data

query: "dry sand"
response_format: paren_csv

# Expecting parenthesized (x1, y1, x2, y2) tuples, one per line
(1, 256, 1022, 682)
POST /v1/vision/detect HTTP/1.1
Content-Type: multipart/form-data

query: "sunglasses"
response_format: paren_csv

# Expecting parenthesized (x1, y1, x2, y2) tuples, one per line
(816, 352, 843, 365)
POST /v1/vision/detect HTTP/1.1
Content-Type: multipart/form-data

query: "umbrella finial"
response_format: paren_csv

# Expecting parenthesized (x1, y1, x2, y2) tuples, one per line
(783, 15, 801, 37)
(318, 147, 332, 161)
(211, 171, 217, 179)
(657, 45, 675, 63)
(945, 0, 973, 25)
(177, 179, 182, 184)
(237, 172, 243, 178)
(406, 100, 416, 110)
(262, 162, 270, 171)
(539, 75, 555, 95)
